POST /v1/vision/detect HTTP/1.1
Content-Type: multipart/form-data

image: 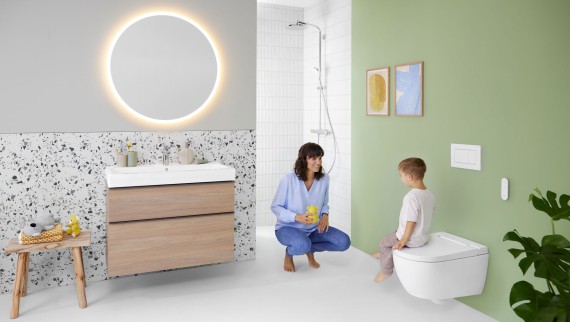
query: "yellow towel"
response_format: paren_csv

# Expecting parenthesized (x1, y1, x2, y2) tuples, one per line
(18, 223, 64, 245)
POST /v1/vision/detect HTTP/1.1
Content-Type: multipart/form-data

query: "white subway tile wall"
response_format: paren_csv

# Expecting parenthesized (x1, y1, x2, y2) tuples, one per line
(256, 0, 351, 235)
(303, 0, 351, 235)
(257, 4, 304, 227)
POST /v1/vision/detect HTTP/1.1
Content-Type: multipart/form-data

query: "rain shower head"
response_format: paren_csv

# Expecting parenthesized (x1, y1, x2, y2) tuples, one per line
(286, 20, 308, 30)
(286, 20, 322, 36)
(285, 19, 324, 76)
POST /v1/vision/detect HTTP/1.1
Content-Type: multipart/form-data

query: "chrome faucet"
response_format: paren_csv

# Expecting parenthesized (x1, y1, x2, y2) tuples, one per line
(162, 145, 170, 166)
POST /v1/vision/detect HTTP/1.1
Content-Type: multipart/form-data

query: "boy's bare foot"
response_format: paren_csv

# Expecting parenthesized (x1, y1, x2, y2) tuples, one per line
(284, 255, 295, 272)
(374, 272, 392, 283)
(306, 252, 320, 269)
(370, 252, 380, 259)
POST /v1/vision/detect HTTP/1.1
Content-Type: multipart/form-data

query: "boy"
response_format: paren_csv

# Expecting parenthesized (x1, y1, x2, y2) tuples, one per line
(373, 157, 436, 283)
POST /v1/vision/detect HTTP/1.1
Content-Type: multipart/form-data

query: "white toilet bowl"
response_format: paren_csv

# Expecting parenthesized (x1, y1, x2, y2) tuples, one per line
(393, 232, 488, 302)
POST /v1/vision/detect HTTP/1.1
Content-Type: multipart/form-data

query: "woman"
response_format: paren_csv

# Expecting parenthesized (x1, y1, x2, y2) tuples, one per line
(271, 142, 351, 272)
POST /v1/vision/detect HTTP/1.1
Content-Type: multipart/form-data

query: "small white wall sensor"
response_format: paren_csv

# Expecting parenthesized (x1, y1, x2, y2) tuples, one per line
(501, 178, 509, 200)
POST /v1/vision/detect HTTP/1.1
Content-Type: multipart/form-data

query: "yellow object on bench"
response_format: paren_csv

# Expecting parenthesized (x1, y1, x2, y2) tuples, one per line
(18, 223, 64, 245)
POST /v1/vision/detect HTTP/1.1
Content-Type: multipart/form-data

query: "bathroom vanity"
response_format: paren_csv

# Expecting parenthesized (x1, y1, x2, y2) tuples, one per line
(105, 163, 235, 277)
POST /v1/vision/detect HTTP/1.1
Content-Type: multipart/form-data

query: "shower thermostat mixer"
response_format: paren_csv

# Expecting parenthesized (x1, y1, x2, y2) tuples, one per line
(310, 129, 330, 135)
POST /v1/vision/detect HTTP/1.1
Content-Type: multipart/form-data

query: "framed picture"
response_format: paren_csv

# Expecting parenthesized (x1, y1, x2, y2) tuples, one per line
(366, 67, 390, 116)
(395, 61, 423, 116)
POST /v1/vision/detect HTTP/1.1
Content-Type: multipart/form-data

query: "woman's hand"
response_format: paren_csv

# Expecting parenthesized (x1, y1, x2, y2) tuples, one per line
(295, 213, 313, 225)
(317, 213, 329, 233)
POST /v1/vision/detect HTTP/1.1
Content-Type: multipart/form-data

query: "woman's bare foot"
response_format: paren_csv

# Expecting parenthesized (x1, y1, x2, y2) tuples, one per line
(374, 272, 391, 283)
(370, 252, 380, 259)
(284, 255, 295, 272)
(306, 252, 320, 269)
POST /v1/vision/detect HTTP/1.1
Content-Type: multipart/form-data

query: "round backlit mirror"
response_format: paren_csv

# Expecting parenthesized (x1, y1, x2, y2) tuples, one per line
(108, 13, 219, 123)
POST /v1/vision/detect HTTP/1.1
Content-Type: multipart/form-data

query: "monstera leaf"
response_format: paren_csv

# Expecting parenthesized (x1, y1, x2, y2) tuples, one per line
(509, 281, 569, 322)
(529, 189, 570, 223)
(504, 189, 570, 321)
(504, 231, 570, 293)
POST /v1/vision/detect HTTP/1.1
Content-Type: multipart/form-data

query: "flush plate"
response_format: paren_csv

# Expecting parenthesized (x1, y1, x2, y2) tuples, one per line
(451, 144, 481, 171)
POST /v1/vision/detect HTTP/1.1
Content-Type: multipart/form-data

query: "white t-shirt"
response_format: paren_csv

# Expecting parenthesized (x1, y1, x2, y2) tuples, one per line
(396, 189, 436, 247)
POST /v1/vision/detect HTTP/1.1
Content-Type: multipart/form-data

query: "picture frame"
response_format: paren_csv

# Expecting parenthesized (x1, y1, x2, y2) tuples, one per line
(366, 67, 390, 116)
(395, 61, 423, 116)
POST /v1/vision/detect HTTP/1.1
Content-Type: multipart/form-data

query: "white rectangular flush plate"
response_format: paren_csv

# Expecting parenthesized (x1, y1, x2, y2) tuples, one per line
(451, 144, 481, 171)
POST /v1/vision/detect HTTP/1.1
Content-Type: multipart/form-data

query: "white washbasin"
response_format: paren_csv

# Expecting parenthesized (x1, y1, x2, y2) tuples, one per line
(105, 162, 235, 188)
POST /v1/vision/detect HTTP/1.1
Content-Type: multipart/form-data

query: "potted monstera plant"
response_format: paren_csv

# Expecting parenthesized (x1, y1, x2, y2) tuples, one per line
(504, 189, 570, 321)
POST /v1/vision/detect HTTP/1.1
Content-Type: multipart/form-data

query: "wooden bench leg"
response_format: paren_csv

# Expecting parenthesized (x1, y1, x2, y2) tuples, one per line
(20, 253, 30, 297)
(71, 247, 87, 308)
(11, 253, 26, 319)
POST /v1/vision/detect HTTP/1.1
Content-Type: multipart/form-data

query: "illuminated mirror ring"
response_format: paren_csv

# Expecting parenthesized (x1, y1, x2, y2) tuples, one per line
(107, 12, 220, 124)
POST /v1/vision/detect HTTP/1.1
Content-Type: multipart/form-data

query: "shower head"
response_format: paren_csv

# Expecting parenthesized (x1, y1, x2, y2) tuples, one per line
(286, 20, 322, 37)
(286, 20, 324, 79)
(286, 20, 308, 30)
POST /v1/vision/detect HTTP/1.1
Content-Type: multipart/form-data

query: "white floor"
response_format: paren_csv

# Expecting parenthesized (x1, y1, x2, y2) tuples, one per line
(0, 227, 497, 321)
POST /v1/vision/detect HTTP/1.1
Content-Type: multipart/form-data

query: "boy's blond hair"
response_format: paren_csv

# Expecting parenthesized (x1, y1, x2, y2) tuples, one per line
(398, 157, 426, 179)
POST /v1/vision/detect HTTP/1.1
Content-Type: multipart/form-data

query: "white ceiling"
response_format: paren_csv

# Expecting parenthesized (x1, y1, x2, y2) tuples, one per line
(257, 0, 318, 8)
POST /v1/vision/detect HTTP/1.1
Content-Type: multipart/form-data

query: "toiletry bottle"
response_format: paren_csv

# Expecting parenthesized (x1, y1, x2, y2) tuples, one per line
(116, 146, 127, 167)
(127, 142, 138, 167)
(179, 141, 195, 164)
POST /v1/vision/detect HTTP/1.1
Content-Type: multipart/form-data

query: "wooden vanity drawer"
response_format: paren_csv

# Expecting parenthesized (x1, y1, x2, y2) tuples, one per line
(107, 213, 234, 277)
(107, 181, 234, 222)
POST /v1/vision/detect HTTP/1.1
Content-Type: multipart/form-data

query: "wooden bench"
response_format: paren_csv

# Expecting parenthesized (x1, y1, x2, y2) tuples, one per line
(3, 232, 90, 319)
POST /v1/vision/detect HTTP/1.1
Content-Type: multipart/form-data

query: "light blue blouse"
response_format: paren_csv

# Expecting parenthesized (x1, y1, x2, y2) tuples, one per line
(271, 172, 330, 234)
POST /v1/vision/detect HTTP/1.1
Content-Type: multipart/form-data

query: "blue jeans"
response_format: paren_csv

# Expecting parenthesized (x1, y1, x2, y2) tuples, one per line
(275, 226, 351, 257)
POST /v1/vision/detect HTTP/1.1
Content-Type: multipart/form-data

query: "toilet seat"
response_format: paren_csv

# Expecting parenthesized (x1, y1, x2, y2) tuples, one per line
(394, 232, 488, 263)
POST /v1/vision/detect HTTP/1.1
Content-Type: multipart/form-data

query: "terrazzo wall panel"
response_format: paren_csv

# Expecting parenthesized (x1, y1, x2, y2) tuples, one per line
(0, 130, 256, 294)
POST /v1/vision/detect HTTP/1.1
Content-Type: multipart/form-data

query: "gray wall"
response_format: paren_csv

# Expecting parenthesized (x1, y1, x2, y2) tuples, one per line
(0, 0, 256, 133)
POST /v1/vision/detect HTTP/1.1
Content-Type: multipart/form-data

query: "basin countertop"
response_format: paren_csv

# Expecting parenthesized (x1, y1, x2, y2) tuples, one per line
(105, 162, 236, 188)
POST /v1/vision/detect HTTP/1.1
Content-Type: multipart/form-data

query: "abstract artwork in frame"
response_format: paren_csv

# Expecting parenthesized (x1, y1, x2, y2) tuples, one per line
(366, 67, 390, 116)
(395, 61, 423, 116)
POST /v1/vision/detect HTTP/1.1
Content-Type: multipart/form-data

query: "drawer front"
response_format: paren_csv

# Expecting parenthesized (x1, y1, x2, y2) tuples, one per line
(107, 213, 234, 277)
(107, 182, 234, 222)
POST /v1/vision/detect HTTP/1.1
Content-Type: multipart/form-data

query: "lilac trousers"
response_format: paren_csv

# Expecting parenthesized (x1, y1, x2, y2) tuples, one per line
(378, 232, 400, 275)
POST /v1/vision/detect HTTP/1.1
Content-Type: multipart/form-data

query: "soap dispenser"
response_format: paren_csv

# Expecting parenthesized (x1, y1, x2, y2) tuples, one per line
(179, 141, 195, 164)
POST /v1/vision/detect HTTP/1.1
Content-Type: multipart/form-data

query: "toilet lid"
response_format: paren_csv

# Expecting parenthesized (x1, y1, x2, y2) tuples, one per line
(393, 232, 488, 263)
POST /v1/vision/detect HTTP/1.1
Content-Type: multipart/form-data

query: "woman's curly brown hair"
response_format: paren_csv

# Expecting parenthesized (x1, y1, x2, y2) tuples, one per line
(294, 142, 325, 181)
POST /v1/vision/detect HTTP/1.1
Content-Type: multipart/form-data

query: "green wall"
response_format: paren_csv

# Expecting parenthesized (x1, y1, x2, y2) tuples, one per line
(352, 0, 570, 320)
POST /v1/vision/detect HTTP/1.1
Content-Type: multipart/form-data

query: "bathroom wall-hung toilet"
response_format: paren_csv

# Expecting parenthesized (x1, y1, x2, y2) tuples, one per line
(393, 232, 489, 302)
